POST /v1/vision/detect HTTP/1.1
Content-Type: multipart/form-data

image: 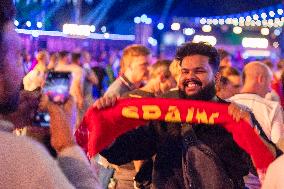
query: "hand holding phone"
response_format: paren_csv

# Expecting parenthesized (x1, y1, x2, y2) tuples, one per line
(33, 71, 72, 127)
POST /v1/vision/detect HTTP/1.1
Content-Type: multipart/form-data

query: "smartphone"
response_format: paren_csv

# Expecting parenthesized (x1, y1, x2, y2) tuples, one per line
(32, 71, 72, 127)
(42, 71, 72, 104)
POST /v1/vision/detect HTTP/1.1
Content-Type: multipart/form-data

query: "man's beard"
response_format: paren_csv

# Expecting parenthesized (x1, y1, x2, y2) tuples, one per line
(0, 92, 20, 114)
(179, 81, 216, 101)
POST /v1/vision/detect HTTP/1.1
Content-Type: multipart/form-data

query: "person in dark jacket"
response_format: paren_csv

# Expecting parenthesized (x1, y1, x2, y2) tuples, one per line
(94, 42, 261, 189)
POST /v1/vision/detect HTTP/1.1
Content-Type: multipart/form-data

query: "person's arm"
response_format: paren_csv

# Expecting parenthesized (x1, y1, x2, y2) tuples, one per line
(57, 146, 102, 189)
(41, 96, 101, 188)
(73, 69, 85, 110)
(86, 69, 99, 85)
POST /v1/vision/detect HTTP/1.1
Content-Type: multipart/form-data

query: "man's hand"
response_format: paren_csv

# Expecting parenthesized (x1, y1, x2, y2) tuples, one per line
(93, 96, 117, 110)
(4, 90, 41, 128)
(40, 95, 77, 153)
(228, 102, 251, 123)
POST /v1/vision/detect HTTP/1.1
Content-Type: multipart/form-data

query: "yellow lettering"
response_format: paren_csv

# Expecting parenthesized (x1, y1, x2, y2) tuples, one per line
(122, 106, 139, 119)
(195, 109, 208, 124)
(208, 112, 219, 124)
(165, 106, 181, 122)
(142, 105, 161, 120)
(186, 107, 195, 123)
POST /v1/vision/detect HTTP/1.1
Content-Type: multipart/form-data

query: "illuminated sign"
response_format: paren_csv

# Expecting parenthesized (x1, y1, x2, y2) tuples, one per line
(63, 24, 91, 37)
(242, 37, 269, 49)
(193, 35, 217, 46)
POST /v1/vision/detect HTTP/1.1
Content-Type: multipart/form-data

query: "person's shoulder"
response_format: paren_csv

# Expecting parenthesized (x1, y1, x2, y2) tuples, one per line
(230, 93, 269, 104)
(104, 78, 125, 97)
(158, 89, 180, 98)
(122, 89, 155, 98)
(69, 64, 83, 72)
(0, 131, 53, 165)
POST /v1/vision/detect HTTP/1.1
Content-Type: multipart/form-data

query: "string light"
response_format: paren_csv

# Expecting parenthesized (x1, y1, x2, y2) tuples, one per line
(253, 14, 259, 20)
(212, 19, 218, 25)
(233, 26, 242, 34)
(269, 11, 275, 17)
(157, 23, 164, 30)
(134, 17, 141, 24)
(171, 23, 180, 31)
(37, 22, 43, 28)
(14, 20, 19, 27)
(261, 13, 267, 19)
(26, 21, 31, 27)
(261, 28, 269, 35)
(218, 19, 225, 25)
(183, 28, 195, 35)
(277, 9, 283, 15)
(200, 18, 206, 24)
(202, 25, 212, 32)
(274, 28, 281, 36)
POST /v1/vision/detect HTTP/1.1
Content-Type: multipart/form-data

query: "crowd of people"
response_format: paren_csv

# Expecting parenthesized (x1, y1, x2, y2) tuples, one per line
(1, 0, 284, 189)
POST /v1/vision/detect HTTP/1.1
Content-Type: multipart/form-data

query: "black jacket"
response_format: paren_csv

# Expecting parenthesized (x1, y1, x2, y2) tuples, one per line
(101, 90, 250, 189)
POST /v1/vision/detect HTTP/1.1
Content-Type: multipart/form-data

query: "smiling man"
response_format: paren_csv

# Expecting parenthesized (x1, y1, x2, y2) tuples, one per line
(95, 42, 259, 189)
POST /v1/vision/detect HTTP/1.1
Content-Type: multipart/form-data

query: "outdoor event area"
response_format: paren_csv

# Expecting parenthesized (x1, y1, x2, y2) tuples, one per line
(1, 0, 284, 188)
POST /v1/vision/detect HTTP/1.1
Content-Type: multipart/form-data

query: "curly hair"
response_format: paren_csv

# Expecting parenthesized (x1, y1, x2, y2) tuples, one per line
(175, 42, 220, 73)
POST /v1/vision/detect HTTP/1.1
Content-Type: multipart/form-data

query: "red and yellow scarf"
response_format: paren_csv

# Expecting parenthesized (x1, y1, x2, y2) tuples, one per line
(75, 98, 275, 170)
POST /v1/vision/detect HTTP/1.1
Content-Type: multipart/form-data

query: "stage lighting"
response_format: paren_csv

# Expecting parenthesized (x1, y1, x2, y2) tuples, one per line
(90, 25, 96, 32)
(242, 37, 268, 48)
(101, 26, 106, 33)
(193, 35, 217, 46)
(37, 22, 43, 29)
(134, 17, 141, 24)
(183, 28, 195, 36)
(171, 23, 180, 31)
(14, 20, 19, 27)
(202, 25, 212, 32)
(157, 23, 164, 30)
(26, 21, 31, 27)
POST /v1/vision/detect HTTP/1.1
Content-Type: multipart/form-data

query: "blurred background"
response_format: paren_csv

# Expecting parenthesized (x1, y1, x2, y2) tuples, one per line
(14, 0, 284, 67)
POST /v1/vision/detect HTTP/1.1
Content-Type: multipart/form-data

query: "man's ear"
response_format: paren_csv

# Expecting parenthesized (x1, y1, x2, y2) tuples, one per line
(258, 74, 264, 84)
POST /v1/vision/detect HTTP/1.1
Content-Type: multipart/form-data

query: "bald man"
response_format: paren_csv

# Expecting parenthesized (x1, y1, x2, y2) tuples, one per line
(230, 62, 284, 188)
(230, 62, 283, 143)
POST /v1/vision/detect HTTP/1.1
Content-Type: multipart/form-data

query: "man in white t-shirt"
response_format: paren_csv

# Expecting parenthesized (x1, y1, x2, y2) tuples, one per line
(230, 61, 284, 144)
(229, 61, 284, 189)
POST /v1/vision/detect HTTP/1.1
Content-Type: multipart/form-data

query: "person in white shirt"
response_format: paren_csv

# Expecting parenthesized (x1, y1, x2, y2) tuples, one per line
(229, 61, 284, 189)
(230, 61, 284, 144)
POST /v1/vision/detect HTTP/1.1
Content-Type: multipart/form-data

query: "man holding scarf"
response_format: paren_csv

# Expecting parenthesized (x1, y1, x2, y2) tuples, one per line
(92, 42, 274, 189)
